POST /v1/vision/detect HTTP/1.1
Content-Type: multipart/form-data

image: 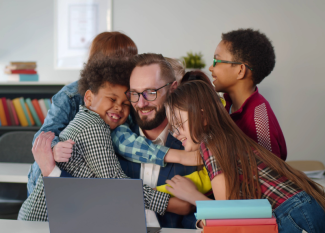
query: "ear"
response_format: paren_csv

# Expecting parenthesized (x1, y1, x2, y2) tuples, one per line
(201, 109, 207, 126)
(84, 90, 93, 108)
(170, 81, 178, 92)
(236, 64, 247, 80)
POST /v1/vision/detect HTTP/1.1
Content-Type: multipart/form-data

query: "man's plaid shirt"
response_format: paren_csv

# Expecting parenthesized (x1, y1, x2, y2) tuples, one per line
(18, 106, 170, 221)
(200, 142, 301, 209)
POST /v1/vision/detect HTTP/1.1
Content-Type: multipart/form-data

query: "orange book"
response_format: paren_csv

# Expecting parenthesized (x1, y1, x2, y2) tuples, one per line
(203, 224, 278, 233)
(31, 99, 44, 124)
(25, 103, 35, 125)
(0, 99, 8, 126)
(12, 98, 28, 126)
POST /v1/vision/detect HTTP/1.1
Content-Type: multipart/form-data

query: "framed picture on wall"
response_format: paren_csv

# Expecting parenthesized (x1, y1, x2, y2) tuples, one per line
(55, 0, 112, 69)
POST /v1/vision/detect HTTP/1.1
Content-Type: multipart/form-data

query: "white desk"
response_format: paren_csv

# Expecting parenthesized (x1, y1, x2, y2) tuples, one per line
(0, 163, 31, 183)
(0, 219, 200, 233)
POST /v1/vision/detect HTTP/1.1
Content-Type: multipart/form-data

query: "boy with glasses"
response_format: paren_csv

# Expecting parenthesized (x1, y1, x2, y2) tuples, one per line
(209, 28, 287, 160)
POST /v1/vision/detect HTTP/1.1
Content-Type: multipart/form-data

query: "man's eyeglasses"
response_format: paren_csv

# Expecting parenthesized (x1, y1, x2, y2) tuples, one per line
(125, 82, 172, 103)
(213, 59, 253, 71)
(169, 119, 188, 136)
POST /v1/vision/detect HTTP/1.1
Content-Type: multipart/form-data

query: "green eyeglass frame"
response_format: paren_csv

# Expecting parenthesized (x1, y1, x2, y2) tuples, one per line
(213, 59, 253, 71)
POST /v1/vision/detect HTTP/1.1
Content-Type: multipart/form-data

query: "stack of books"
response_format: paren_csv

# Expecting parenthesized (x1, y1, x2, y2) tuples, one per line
(0, 97, 51, 127)
(4, 62, 39, 82)
(196, 199, 278, 233)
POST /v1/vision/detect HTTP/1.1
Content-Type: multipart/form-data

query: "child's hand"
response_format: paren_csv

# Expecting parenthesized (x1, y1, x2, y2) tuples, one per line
(53, 139, 75, 162)
(166, 175, 199, 204)
(32, 132, 56, 176)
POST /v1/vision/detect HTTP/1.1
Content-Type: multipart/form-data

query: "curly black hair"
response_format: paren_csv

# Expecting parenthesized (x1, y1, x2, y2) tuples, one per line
(222, 28, 275, 85)
(78, 53, 134, 97)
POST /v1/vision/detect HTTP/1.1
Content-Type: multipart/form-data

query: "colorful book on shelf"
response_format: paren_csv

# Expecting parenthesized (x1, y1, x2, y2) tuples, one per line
(9, 99, 19, 125)
(38, 99, 48, 118)
(9, 62, 37, 70)
(5, 69, 37, 75)
(206, 217, 277, 226)
(19, 98, 32, 126)
(6, 99, 16, 126)
(12, 98, 28, 126)
(25, 103, 35, 126)
(46, 98, 52, 110)
(31, 99, 44, 124)
(195, 199, 272, 220)
(203, 224, 278, 233)
(44, 98, 50, 110)
(0, 99, 8, 126)
(7, 74, 39, 82)
(26, 98, 42, 126)
(1, 97, 11, 125)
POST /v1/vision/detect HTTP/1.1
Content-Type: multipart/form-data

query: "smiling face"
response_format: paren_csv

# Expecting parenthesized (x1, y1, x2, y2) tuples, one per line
(167, 107, 200, 152)
(84, 82, 130, 130)
(208, 41, 239, 93)
(129, 64, 174, 130)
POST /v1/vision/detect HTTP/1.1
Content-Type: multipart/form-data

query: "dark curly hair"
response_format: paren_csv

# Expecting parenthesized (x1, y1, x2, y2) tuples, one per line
(222, 28, 275, 85)
(79, 53, 134, 97)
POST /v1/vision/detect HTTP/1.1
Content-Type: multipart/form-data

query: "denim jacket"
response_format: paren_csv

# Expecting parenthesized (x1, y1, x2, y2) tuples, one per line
(27, 81, 169, 194)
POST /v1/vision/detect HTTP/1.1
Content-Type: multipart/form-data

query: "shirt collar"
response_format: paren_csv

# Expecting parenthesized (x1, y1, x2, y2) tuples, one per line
(224, 87, 259, 115)
(139, 124, 170, 145)
(79, 105, 101, 118)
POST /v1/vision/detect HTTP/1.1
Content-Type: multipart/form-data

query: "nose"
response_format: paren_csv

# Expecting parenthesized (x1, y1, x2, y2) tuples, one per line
(136, 94, 148, 108)
(209, 64, 213, 72)
(114, 103, 122, 112)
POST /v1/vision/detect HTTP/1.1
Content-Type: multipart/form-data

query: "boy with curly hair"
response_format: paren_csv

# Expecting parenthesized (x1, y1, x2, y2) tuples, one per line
(18, 55, 171, 221)
(209, 28, 287, 160)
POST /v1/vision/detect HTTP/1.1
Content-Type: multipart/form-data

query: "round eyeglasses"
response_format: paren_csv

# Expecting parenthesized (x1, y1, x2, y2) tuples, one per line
(125, 82, 172, 103)
(168, 119, 188, 136)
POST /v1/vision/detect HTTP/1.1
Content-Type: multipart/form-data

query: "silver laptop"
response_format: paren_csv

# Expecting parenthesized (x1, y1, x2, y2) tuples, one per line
(43, 177, 161, 233)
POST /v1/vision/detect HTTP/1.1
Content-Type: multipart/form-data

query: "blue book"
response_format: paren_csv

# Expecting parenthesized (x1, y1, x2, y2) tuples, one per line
(195, 199, 272, 220)
(19, 74, 39, 82)
(19, 98, 32, 126)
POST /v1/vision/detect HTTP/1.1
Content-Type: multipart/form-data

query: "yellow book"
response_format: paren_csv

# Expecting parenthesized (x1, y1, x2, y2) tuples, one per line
(0, 100, 8, 126)
(25, 103, 35, 125)
(12, 98, 28, 126)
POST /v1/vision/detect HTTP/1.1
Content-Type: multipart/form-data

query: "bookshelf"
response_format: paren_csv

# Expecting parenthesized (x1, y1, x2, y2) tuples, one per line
(0, 82, 68, 136)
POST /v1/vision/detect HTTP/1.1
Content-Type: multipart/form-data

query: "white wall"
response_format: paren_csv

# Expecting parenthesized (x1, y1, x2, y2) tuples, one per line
(1, 0, 325, 164)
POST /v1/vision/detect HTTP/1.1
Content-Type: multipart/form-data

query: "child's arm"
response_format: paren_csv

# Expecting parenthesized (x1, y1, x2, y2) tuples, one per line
(111, 123, 202, 167)
(156, 167, 212, 196)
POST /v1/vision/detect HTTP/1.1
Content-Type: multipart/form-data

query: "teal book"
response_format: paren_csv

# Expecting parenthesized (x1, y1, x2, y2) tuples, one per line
(44, 98, 51, 110)
(195, 199, 272, 220)
(26, 98, 42, 126)
(20, 74, 39, 82)
(46, 99, 52, 110)
(19, 98, 32, 126)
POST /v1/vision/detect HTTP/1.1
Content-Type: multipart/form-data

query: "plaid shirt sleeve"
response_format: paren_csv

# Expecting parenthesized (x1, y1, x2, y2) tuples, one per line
(68, 123, 170, 215)
(200, 142, 223, 181)
(111, 123, 169, 167)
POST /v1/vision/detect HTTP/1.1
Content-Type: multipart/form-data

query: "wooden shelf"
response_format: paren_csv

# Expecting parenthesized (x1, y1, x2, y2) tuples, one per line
(0, 126, 40, 136)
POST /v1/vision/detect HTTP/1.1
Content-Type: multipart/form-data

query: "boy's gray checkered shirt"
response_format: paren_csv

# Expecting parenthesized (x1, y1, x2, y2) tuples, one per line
(18, 106, 170, 221)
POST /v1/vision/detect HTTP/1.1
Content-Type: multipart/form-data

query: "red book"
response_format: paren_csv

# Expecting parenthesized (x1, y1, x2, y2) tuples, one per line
(6, 99, 16, 126)
(203, 224, 278, 233)
(206, 217, 277, 226)
(8, 69, 37, 74)
(9, 100, 20, 125)
(1, 97, 11, 125)
(31, 99, 44, 124)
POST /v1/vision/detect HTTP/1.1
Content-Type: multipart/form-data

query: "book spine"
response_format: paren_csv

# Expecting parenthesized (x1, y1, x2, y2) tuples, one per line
(203, 224, 278, 233)
(25, 103, 35, 125)
(10, 69, 37, 74)
(6, 99, 16, 126)
(10, 62, 37, 66)
(1, 97, 11, 125)
(19, 98, 32, 126)
(9, 100, 20, 125)
(206, 217, 277, 226)
(19, 74, 39, 82)
(26, 98, 41, 126)
(12, 98, 28, 126)
(0, 100, 8, 126)
(32, 99, 44, 124)
(38, 99, 48, 118)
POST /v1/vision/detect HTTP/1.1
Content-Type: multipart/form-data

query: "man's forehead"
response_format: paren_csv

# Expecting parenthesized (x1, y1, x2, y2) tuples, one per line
(130, 64, 164, 90)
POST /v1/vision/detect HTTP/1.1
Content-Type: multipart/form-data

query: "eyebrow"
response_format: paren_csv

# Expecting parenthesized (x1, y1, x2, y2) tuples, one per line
(129, 87, 157, 92)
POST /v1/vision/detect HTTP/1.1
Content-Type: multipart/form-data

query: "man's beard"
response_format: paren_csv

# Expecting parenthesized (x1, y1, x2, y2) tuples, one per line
(132, 106, 166, 130)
